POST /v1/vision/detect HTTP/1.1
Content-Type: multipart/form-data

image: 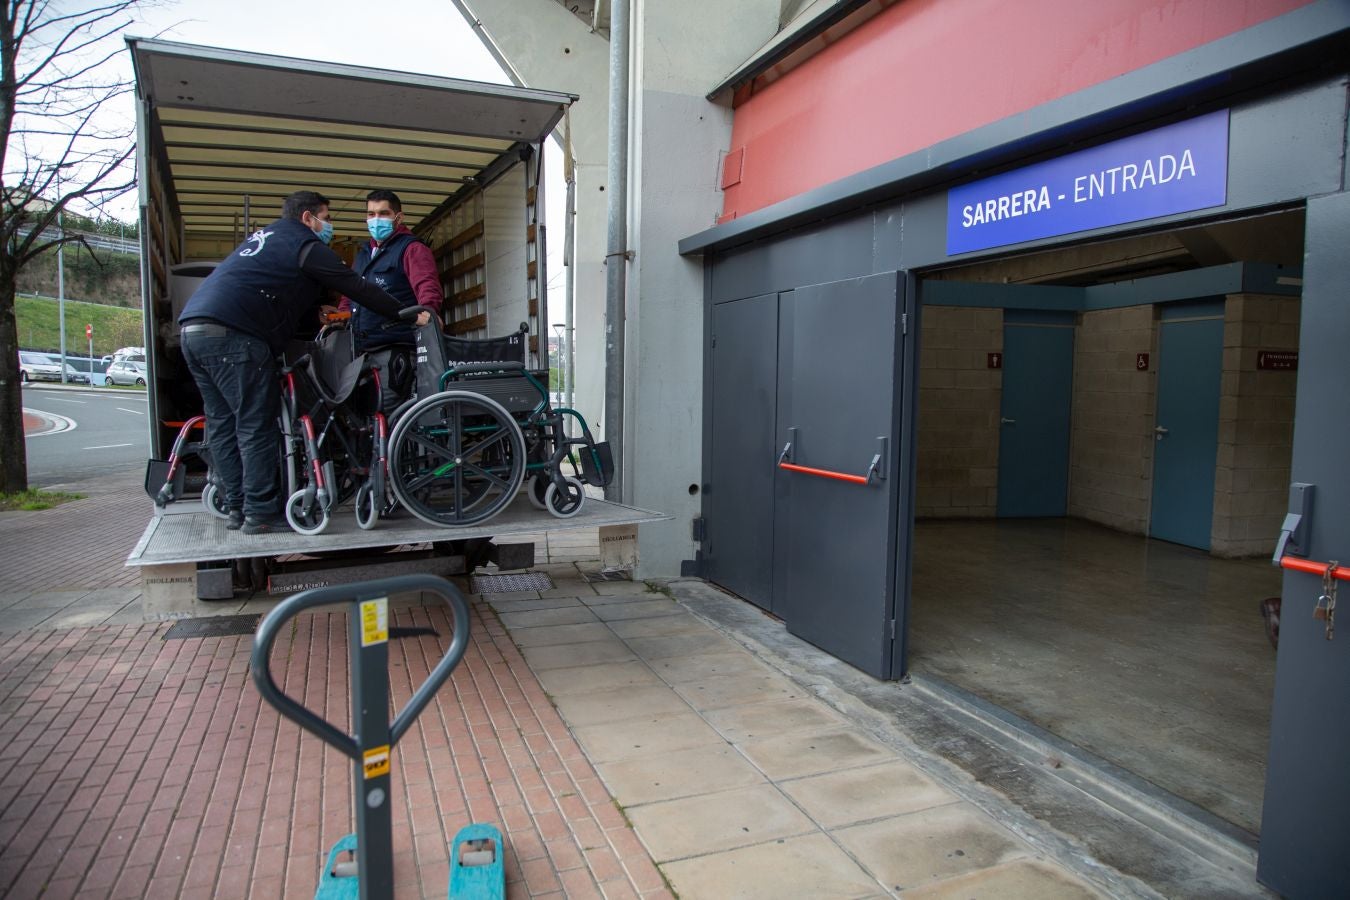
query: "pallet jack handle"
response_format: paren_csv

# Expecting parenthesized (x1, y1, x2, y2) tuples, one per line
(251, 574, 471, 899)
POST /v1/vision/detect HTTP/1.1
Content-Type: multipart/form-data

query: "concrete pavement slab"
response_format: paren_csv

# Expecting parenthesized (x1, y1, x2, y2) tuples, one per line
(626, 783, 817, 862)
(570, 710, 726, 764)
(833, 803, 1033, 893)
(594, 744, 765, 806)
(660, 832, 883, 900)
(779, 760, 957, 828)
(902, 859, 1107, 899)
(700, 696, 850, 743)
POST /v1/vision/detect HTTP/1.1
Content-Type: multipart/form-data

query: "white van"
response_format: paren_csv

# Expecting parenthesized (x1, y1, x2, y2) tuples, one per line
(101, 346, 146, 366)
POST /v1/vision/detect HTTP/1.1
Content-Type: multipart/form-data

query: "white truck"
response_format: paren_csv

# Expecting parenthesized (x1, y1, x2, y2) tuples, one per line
(123, 38, 663, 613)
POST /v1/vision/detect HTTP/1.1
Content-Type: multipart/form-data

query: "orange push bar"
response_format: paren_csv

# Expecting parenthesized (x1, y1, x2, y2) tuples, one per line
(778, 461, 871, 485)
(776, 439, 883, 486)
(1279, 557, 1350, 581)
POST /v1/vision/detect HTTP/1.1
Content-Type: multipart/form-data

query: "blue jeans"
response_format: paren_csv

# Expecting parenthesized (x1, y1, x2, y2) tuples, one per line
(181, 330, 281, 519)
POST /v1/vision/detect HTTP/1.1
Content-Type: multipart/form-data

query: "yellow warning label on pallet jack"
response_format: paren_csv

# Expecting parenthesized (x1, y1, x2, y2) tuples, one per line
(360, 597, 388, 646)
(363, 745, 390, 779)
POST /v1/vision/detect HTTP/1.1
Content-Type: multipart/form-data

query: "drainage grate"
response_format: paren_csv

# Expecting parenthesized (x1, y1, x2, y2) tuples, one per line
(164, 614, 260, 640)
(580, 569, 632, 584)
(471, 572, 554, 594)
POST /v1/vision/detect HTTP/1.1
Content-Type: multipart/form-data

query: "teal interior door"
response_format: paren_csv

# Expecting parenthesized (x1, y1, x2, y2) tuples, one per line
(997, 311, 1075, 517)
(1149, 300, 1224, 550)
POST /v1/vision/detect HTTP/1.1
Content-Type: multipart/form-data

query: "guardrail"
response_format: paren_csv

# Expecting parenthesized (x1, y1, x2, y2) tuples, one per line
(16, 227, 139, 255)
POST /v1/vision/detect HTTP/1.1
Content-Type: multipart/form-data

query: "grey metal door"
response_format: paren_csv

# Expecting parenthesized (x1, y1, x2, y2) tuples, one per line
(1258, 192, 1350, 897)
(706, 293, 780, 610)
(774, 272, 904, 679)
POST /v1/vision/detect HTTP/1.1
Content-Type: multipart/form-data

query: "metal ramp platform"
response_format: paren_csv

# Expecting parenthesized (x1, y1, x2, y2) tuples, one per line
(127, 495, 671, 620)
(126, 495, 669, 566)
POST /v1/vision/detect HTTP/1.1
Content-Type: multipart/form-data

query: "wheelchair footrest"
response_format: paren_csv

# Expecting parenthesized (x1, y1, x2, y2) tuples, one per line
(580, 441, 615, 488)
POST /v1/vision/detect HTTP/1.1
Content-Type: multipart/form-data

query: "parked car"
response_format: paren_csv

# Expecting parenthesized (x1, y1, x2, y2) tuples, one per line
(101, 346, 145, 366)
(18, 351, 88, 384)
(105, 359, 148, 386)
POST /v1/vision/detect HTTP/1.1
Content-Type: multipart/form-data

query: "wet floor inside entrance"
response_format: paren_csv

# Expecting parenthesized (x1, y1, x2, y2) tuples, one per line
(909, 518, 1278, 834)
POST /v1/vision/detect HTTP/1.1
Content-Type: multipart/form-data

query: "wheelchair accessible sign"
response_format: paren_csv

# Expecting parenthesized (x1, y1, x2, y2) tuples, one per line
(946, 109, 1229, 255)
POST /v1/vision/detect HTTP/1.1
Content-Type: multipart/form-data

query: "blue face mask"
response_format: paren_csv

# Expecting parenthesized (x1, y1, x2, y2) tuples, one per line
(315, 219, 334, 245)
(367, 217, 395, 242)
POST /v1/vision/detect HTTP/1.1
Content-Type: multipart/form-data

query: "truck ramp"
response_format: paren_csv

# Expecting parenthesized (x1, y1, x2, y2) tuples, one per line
(127, 496, 671, 619)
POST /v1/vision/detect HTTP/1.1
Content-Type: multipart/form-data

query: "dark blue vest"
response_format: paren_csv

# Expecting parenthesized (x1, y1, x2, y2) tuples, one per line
(178, 217, 323, 352)
(352, 232, 421, 350)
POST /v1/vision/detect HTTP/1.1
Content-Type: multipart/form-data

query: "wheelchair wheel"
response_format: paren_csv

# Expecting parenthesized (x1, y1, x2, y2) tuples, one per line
(526, 475, 549, 510)
(544, 475, 586, 519)
(285, 489, 331, 536)
(355, 483, 379, 530)
(201, 482, 230, 520)
(388, 391, 526, 527)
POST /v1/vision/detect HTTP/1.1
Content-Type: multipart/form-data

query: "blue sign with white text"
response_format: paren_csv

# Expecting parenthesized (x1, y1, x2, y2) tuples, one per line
(946, 110, 1229, 255)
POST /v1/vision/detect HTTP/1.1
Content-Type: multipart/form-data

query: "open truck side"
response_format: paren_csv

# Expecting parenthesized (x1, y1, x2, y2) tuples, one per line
(123, 38, 664, 613)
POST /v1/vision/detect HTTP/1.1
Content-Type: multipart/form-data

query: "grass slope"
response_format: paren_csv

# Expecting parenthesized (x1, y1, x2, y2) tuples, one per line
(15, 294, 145, 357)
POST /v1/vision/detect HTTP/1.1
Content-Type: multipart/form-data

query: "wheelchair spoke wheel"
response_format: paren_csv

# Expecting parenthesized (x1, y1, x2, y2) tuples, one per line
(388, 391, 526, 527)
(543, 475, 586, 519)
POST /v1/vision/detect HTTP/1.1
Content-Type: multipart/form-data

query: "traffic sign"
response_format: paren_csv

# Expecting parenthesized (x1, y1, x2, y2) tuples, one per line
(85, 324, 92, 339)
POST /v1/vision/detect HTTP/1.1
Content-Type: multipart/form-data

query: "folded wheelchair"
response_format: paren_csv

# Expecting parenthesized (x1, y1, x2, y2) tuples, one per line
(278, 323, 389, 535)
(386, 319, 614, 527)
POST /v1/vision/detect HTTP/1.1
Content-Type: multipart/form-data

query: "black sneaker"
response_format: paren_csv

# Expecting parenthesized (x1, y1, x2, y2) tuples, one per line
(240, 514, 293, 535)
(226, 509, 245, 530)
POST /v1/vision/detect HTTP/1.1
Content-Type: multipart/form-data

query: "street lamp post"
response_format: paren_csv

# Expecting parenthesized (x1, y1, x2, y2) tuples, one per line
(57, 208, 67, 383)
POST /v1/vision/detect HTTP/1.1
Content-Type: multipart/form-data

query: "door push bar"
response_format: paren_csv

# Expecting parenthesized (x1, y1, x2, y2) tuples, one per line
(1271, 482, 1348, 578)
(251, 574, 471, 899)
(777, 431, 887, 485)
(1277, 556, 1350, 581)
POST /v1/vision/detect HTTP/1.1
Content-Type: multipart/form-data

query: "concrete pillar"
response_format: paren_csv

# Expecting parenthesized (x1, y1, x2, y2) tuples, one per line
(455, 0, 781, 576)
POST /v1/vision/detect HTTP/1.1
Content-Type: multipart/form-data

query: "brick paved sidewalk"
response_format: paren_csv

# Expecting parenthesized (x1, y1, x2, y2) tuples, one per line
(0, 596, 670, 899)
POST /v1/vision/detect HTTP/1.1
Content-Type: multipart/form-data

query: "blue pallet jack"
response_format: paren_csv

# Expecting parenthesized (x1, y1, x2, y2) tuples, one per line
(251, 574, 506, 899)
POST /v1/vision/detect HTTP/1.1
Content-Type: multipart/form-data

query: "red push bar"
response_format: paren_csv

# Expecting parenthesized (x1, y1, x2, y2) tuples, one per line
(778, 461, 871, 485)
(1279, 557, 1350, 581)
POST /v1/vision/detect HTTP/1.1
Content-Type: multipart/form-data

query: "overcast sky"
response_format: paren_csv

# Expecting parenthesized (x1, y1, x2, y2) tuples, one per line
(127, 0, 507, 83)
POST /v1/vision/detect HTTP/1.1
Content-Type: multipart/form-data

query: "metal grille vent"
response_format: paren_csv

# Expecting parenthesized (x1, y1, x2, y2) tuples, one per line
(580, 570, 632, 584)
(471, 572, 554, 594)
(164, 614, 260, 640)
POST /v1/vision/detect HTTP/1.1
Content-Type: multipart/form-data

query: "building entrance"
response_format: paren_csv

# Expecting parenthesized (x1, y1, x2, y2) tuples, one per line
(909, 209, 1303, 834)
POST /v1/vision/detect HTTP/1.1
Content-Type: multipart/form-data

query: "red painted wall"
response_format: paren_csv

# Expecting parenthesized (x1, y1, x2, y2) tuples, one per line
(719, 0, 1312, 221)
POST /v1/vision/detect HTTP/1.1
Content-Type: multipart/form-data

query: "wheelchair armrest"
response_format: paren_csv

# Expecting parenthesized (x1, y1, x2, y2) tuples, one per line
(449, 361, 526, 376)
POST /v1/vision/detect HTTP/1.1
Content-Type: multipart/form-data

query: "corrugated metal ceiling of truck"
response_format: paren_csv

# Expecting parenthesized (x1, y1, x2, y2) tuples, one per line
(127, 38, 577, 237)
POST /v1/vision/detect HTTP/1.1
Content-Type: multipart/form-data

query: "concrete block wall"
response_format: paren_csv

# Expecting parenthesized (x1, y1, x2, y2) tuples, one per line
(1067, 305, 1157, 534)
(1211, 293, 1299, 557)
(916, 307, 1003, 517)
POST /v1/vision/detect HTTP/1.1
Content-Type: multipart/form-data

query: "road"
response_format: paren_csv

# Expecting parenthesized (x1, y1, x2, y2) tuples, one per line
(21, 384, 149, 487)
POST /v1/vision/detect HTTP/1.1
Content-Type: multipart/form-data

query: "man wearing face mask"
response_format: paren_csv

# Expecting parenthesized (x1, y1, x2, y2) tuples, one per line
(178, 190, 429, 535)
(339, 189, 443, 411)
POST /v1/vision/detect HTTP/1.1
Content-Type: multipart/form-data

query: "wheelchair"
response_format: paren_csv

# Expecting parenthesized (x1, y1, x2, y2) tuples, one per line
(278, 323, 389, 535)
(385, 318, 614, 528)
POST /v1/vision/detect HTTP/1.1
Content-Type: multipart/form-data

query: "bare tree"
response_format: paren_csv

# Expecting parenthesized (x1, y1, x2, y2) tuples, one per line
(0, 0, 143, 492)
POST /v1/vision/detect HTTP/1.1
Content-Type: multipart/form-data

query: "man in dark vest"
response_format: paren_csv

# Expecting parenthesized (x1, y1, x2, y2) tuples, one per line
(178, 190, 429, 534)
(339, 189, 443, 411)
